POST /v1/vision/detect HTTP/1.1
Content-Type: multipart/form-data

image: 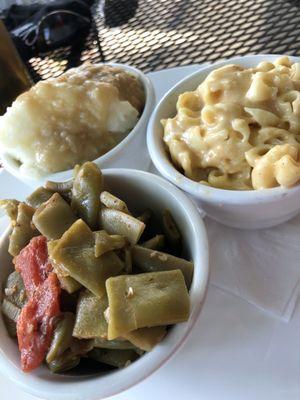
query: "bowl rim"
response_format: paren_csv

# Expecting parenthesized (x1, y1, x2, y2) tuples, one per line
(147, 53, 300, 205)
(0, 62, 155, 184)
(0, 168, 209, 400)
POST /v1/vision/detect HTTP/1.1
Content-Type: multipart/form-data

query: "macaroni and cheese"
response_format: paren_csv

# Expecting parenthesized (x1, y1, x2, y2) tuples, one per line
(162, 56, 300, 190)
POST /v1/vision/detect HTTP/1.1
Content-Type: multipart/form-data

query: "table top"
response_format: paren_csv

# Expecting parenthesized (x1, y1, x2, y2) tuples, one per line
(26, 0, 300, 82)
(1, 64, 300, 400)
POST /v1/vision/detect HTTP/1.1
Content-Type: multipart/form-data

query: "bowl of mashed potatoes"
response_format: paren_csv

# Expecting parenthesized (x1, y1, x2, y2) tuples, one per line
(0, 63, 155, 187)
(147, 54, 300, 229)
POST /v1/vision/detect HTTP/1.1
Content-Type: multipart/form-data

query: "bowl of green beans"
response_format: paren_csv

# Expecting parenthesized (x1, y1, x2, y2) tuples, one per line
(0, 162, 208, 400)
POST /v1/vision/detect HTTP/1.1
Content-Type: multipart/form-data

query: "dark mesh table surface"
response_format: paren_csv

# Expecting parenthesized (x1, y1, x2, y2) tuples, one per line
(26, 0, 300, 81)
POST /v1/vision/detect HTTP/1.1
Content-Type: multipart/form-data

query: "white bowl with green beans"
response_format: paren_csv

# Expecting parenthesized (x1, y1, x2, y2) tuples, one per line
(0, 163, 208, 400)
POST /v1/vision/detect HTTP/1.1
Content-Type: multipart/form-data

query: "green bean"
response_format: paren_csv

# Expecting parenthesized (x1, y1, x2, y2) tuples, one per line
(124, 246, 132, 274)
(88, 348, 139, 368)
(44, 179, 73, 192)
(106, 270, 190, 340)
(162, 209, 181, 250)
(8, 203, 38, 257)
(142, 235, 165, 250)
(93, 337, 136, 350)
(46, 313, 93, 373)
(0, 199, 20, 221)
(137, 209, 152, 224)
(56, 270, 81, 294)
(71, 162, 102, 229)
(70, 338, 94, 356)
(123, 327, 166, 352)
(73, 290, 108, 339)
(100, 191, 130, 214)
(94, 230, 126, 257)
(48, 349, 81, 373)
(3, 315, 17, 337)
(47, 240, 59, 258)
(100, 208, 145, 245)
(26, 187, 54, 208)
(2, 299, 20, 322)
(73, 164, 80, 178)
(46, 312, 75, 364)
(4, 271, 27, 308)
(33, 193, 77, 240)
(48, 241, 72, 278)
(44, 180, 73, 203)
(48, 240, 81, 293)
(132, 245, 193, 288)
(60, 276, 81, 294)
(49, 220, 124, 297)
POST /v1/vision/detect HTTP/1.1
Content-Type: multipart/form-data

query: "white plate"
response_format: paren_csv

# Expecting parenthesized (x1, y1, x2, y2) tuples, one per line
(1, 65, 300, 400)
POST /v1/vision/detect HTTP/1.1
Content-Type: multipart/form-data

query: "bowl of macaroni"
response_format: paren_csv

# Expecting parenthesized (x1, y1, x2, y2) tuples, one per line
(147, 54, 300, 229)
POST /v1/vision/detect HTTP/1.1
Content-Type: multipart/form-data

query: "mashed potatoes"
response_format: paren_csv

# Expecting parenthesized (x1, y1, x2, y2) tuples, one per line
(0, 64, 144, 177)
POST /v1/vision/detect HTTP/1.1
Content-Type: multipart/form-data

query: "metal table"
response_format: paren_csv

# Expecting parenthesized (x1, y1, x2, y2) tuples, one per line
(27, 0, 300, 81)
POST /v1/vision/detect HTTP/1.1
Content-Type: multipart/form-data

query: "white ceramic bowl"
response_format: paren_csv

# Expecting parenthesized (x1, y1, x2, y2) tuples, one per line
(1, 63, 155, 188)
(147, 54, 300, 229)
(0, 168, 209, 400)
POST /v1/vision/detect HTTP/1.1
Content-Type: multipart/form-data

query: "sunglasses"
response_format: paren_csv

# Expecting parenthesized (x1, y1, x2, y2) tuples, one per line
(12, 8, 91, 52)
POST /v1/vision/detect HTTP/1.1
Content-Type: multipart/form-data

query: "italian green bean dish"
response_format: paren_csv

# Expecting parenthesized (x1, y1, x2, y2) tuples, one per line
(0, 162, 193, 374)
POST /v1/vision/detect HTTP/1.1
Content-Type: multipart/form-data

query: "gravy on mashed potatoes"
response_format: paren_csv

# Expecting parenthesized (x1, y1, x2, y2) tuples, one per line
(0, 64, 145, 177)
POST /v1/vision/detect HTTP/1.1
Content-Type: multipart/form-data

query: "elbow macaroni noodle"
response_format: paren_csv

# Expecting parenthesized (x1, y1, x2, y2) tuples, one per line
(162, 57, 300, 190)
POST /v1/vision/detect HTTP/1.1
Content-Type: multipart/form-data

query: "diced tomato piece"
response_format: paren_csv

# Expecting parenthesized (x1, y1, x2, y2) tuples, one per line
(17, 272, 61, 372)
(14, 236, 52, 297)
(14, 235, 61, 372)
